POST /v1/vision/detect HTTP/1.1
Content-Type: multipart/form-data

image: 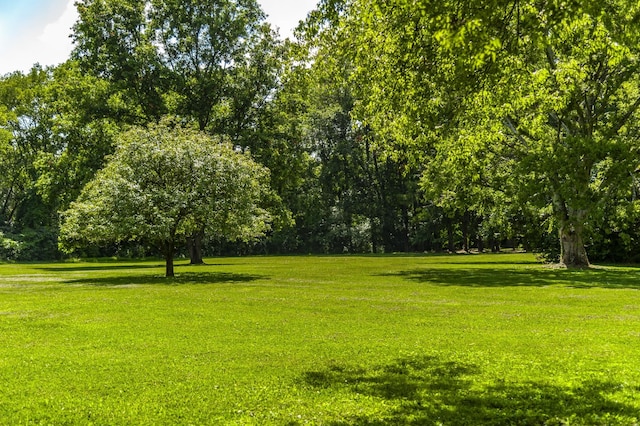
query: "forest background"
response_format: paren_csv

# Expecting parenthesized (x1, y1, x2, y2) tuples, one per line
(1, 0, 640, 268)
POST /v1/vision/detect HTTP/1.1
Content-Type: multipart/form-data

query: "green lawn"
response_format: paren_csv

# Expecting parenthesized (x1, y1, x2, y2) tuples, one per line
(1, 253, 640, 425)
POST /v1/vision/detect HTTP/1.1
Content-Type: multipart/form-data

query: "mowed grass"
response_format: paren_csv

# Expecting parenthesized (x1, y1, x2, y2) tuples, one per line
(1, 254, 640, 425)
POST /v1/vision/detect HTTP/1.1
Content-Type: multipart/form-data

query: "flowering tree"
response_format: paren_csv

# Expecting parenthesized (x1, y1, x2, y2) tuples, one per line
(60, 122, 274, 277)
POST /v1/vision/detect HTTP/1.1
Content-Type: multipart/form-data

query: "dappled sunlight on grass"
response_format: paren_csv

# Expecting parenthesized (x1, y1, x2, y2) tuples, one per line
(303, 354, 639, 425)
(64, 271, 267, 287)
(382, 264, 640, 289)
(35, 263, 163, 272)
(1, 254, 640, 423)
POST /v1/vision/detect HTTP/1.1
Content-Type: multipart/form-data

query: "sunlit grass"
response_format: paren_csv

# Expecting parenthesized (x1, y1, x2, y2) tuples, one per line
(1, 253, 639, 424)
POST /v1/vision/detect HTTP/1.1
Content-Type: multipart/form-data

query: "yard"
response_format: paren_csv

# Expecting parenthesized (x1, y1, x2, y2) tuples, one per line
(1, 254, 639, 424)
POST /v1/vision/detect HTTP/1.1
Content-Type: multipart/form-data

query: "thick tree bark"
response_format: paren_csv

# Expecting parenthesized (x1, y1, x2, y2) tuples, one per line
(552, 191, 590, 268)
(187, 230, 205, 265)
(559, 222, 590, 268)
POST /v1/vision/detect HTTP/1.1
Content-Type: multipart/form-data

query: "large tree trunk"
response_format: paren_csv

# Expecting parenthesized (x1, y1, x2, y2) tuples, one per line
(187, 230, 205, 265)
(553, 190, 590, 268)
(559, 221, 590, 268)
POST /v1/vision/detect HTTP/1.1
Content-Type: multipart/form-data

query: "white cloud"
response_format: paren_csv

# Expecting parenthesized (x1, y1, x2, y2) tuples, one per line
(0, 0, 77, 75)
(39, 0, 78, 43)
(258, 0, 318, 39)
(0, 0, 317, 76)
(37, 0, 78, 60)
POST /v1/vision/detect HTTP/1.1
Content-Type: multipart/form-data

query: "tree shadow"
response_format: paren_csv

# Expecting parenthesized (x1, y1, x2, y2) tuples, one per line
(36, 264, 164, 272)
(65, 272, 267, 287)
(416, 252, 543, 265)
(381, 267, 640, 289)
(36, 262, 239, 273)
(300, 355, 639, 425)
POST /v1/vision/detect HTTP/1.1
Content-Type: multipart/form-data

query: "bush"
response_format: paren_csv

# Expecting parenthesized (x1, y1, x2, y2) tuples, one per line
(0, 227, 60, 261)
(0, 232, 24, 261)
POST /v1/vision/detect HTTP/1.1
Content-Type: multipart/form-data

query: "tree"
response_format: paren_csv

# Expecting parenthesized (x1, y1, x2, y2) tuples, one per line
(149, 0, 271, 131)
(304, 0, 640, 266)
(33, 61, 121, 214)
(508, 3, 640, 266)
(72, 0, 166, 123)
(295, 1, 428, 254)
(73, 0, 285, 263)
(59, 122, 274, 277)
(150, 0, 281, 262)
(0, 67, 53, 231)
(0, 62, 127, 261)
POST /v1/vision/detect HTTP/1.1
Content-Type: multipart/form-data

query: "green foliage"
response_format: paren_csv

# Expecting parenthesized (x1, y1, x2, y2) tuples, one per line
(281, 13, 427, 254)
(72, 0, 293, 263)
(0, 227, 59, 261)
(0, 67, 53, 230)
(150, 0, 274, 133)
(0, 63, 121, 243)
(488, 1, 640, 266)
(5, 0, 640, 262)
(73, 0, 280, 135)
(1, 254, 640, 423)
(33, 62, 121, 212)
(73, 0, 166, 122)
(301, 0, 640, 264)
(0, 232, 22, 260)
(59, 122, 276, 276)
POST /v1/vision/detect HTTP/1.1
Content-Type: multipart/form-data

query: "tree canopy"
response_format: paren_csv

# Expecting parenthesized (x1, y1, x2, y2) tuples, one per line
(59, 122, 274, 276)
(2, 0, 640, 266)
(299, 0, 640, 267)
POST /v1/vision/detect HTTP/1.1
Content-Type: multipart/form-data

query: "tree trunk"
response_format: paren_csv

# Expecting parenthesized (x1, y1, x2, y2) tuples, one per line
(490, 234, 500, 252)
(188, 230, 205, 265)
(553, 191, 590, 268)
(559, 222, 590, 268)
(165, 245, 175, 278)
(370, 218, 378, 254)
(402, 206, 410, 253)
(346, 212, 354, 253)
(461, 211, 470, 253)
(447, 220, 455, 253)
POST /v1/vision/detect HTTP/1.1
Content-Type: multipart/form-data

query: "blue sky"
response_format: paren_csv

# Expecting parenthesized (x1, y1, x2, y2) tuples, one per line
(0, 0, 318, 75)
(0, 0, 73, 74)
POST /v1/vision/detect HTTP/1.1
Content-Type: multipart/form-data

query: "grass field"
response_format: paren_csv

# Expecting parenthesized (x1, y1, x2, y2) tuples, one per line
(1, 253, 640, 425)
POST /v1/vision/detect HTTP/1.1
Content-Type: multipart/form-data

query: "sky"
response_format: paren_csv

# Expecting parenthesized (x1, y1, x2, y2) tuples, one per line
(0, 0, 318, 76)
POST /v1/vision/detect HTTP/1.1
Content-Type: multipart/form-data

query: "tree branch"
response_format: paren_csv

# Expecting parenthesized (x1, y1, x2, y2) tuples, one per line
(607, 95, 640, 138)
(502, 116, 534, 148)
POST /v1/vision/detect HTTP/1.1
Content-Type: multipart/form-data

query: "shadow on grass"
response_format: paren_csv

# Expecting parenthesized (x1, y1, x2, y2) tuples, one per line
(36, 262, 239, 273)
(382, 267, 640, 289)
(36, 264, 164, 272)
(65, 272, 267, 287)
(300, 355, 639, 425)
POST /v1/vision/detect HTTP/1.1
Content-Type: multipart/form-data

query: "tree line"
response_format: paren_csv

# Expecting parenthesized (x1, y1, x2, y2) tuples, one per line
(1, 0, 640, 268)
